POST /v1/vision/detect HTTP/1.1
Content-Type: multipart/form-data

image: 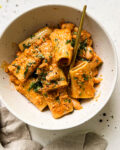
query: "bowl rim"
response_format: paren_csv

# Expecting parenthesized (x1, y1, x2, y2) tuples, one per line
(0, 4, 118, 131)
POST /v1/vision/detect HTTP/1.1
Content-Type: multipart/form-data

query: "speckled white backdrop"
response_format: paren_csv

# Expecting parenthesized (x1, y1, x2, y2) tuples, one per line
(0, 0, 120, 149)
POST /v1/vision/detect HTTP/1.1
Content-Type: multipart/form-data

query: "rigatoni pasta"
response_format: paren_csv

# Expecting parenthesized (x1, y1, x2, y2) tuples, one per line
(16, 77, 47, 111)
(19, 27, 52, 51)
(70, 61, 95, 98)
(6, 23, 103, 119)
(43, 88, 73, 118)
(50, 29, 73, 66)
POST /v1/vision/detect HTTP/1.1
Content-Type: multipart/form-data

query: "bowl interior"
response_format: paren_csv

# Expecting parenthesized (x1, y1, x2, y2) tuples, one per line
(0, 5, 117, 130)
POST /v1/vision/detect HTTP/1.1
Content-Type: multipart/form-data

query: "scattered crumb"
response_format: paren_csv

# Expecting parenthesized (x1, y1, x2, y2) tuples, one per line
(94, 91, 101, 101)
(16, 4, 19, 7)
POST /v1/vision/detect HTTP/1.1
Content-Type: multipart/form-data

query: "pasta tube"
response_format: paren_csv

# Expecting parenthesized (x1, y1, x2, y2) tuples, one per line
(43, 88, 73, 119)
(8, 45, 44, 82)
(19, 27, 52, 51)
(16, 77, 47, 111)
(70, 61, 95, 99)
(37, 64, 68, 91)
(50, 29, 73, 66)
(90, 53, 103, 69)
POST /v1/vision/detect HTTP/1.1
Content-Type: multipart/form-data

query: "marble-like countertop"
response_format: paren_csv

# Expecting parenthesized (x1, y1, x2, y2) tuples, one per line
(0, 0, 120, 149)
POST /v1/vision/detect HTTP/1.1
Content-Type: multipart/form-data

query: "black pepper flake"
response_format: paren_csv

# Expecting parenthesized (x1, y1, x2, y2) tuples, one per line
(110, 115, 114, 119)
(99, 119, 103, 123)
(103, 113, 106, 116)
(107, 120, 109, 122)
(108, 125, 110, 127)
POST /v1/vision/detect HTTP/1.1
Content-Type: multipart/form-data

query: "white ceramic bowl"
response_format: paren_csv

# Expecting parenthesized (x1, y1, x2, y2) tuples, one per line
(0, 5, 117, 130)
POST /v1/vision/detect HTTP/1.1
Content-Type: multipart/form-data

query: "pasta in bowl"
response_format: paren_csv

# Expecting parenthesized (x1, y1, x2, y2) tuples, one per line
(6, 23, 102, 119)
(0, 5, 117, 129)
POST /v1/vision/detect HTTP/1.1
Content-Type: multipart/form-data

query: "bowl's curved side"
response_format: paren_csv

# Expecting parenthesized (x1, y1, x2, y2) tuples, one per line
(0, 4, 118, 130)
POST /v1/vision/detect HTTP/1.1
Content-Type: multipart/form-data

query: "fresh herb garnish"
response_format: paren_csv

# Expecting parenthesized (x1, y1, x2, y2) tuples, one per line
(28, 82, 35, 91)
(12, 64, 17, 67)
(78, 81, 84, 85)
(43, 93, 48, 97)
(51, 80, 58, 84)
(80, 58, 87, 61)
(73, 32, 77, 35)
(23, 43, 31, 49)
(74, 77, 78, 80)
(30, 34, 35, 39)
(56, 96, 60, 103)
(71, 38, 75, 47)
(46, 82, 51, 85)
(12, 64, 21, 73)
(59, 77, 65, 81)
(66, 40, 71, 44)
(96, 59, 99, 63)
(82, 74, 89, 81)
(16, 65, 21, 73)
(28, 62, 36, 67)
(43, 38, 45, 42)
(45, 59, 48, 63)
(24, 65, 29, 77)
(89, 50, 92, 53)
(41, 76, 46, 80)
(49, 55, 52, 59)
(28, 80, 43, 92)
(64, 98, 71, 103)
(79, 39, 87, 50)
(40, 72, 47, 81)
(55, 38, 58, 42)
(37, 53, 45, 59)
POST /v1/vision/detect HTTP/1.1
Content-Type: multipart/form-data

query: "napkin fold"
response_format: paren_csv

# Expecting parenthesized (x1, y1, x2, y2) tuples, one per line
(0, 107, 107, 150)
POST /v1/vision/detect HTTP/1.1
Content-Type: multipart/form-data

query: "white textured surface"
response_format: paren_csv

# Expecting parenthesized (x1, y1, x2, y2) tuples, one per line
(0, 0, 120, 149)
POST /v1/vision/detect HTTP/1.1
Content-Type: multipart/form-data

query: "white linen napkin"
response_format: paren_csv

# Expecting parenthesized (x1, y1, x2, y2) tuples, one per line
(0, 107, 107, 150)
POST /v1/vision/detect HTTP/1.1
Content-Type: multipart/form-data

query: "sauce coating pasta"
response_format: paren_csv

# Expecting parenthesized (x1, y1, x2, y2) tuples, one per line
(6, 23, 103, 119)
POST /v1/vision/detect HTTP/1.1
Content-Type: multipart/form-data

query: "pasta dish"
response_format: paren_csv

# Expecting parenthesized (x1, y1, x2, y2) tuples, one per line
(6, 23, 103, 118)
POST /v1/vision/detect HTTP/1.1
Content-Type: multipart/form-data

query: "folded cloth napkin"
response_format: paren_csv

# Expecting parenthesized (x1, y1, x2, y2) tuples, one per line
(0, 107, 107, 150)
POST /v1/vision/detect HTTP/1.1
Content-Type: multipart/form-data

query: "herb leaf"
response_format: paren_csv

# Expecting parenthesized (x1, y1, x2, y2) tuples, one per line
(71, 39, 75, 47)
(82, 73, 89, 81)
(55, 38, 58, 42)
(30, 34, 35, 39)
(64, 98, 71, 103)
(56, 96, 60, 103)
(66, 40, 71, 44)
(23, 43, 31, 49)
(43, 93, 48, 97)
(24, 65, 29, 77)
(16, 65, 21, 73)
(28, 80, 43, 92)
